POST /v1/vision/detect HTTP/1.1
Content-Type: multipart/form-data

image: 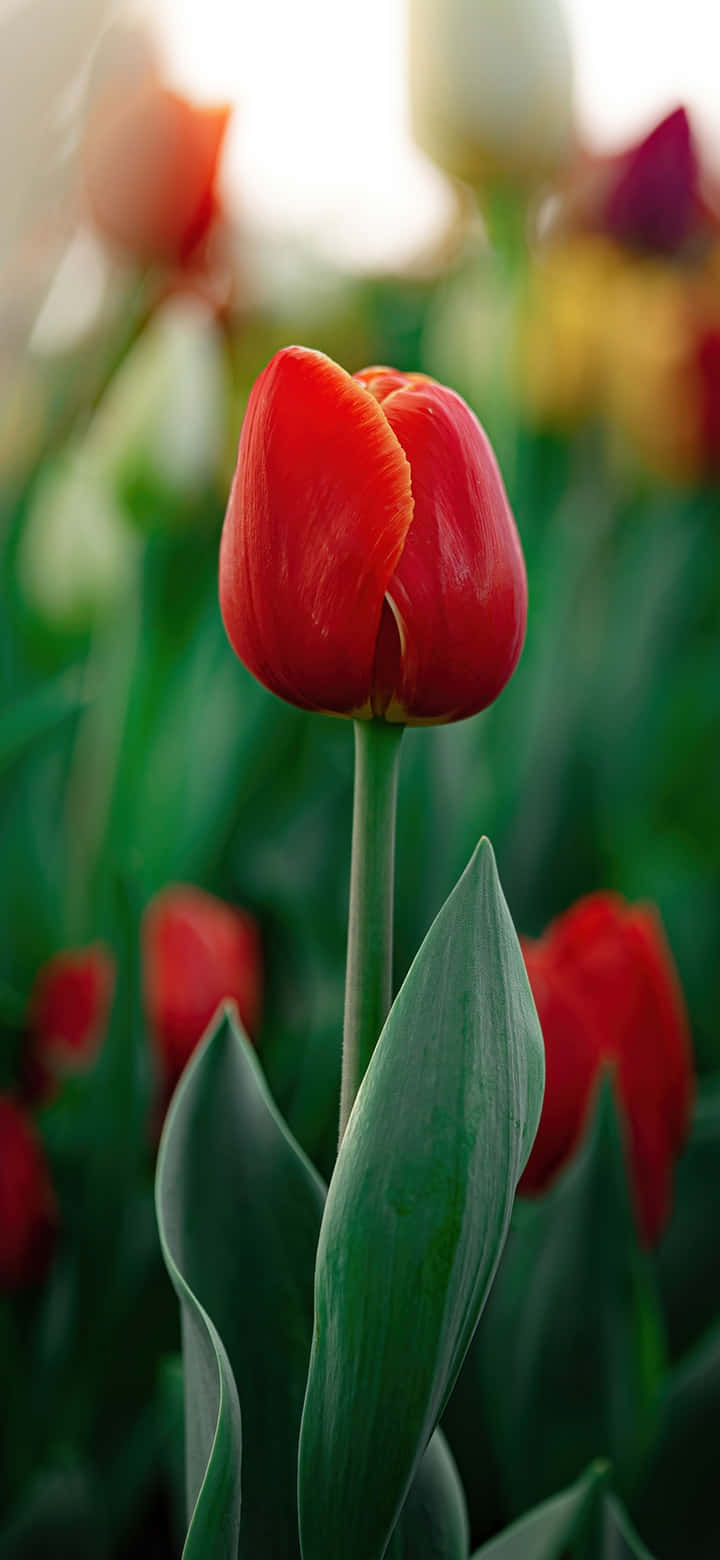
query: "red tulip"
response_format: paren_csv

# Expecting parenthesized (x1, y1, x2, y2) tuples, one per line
(142, 886, 262, 1092)
(520, 893, 694, 1243)
(26, 945, 115, 1102)
(219, 347, 527, 724)
(0, 1095, 57, 1290)
(84, 83, 230, 266)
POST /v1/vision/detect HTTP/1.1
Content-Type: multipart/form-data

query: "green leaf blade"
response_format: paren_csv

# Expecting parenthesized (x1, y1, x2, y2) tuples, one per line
(299, 838, 545, 1560)
(156, 1004, 326, 1557)
(471, 1461, 607, 1559)
(479, 1080, 665, 1517)
(389, 1430, 470, 1560)
(156, 1035, 243, 1560)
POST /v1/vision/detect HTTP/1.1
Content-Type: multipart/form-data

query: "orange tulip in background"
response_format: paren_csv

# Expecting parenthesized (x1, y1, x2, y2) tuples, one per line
(520, 893, 694, 1244)
(220, 347, 527, 724)
(0, 1095, 57, 1291)
(142, 885, 263, 1095)
(84, 82, 231, 267)
(25, 945, 116, 1102)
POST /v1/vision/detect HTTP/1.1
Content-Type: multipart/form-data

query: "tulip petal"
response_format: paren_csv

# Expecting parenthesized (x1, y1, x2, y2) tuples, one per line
(518, 942, 603, 1194)
(377, 379, 527, 722)
(220, 348, 414, 715)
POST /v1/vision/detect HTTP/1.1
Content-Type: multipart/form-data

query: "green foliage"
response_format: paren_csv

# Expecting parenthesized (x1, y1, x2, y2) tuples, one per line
(654, 1078, 720, 1357)
(0, 676, 89, 779)
(470, 1462, 606, 1559)
(478, 1081, 665, 1515)
(298, 839, 544, 1560)
(155, 1005, 325, 1557)
(630, 1319, 720, 1560)
(388, 1431, 469, 1560)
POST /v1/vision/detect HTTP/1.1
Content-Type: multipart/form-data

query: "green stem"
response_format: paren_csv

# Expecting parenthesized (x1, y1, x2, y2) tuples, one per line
(339, 719, 403, 1141)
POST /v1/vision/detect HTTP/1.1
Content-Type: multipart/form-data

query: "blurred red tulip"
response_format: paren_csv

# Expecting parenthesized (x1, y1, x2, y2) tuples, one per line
(520, 894, 694, 1244)
(0, 1095, 57, 1290)
(84, 82, 231, 266)
(602, 107, 701, 254)
(220, 347, 527, 724)
(142, 886, 262, 1093)
(26, 945, 115, 1101)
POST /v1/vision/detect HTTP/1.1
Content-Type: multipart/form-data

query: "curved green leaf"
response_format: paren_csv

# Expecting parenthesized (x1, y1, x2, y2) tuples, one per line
(299, 838, 545, 1560)
(156, 1041, 242, 1559)
(157, 1004, 326, 1557)
(471, 1462, 607, 1559)
(389, 1430, 469, 1560)
(479, 1080, 665, 1517)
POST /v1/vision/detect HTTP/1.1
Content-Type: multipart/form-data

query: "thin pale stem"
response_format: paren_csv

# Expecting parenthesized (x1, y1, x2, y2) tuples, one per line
(338, 719, 403, 1142)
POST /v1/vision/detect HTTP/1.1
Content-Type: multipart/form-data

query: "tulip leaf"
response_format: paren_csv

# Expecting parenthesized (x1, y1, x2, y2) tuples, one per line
(601, 1496, 656, 1559)
(479, 1079, 665, 1516)
(654, 1079, 720, 1357)
(470, 1461, 607, 1559)
(630, 1317, 720, 1559)
(156, 1003, 326, 1558)
(156, 1042, 242, 1559)
(388, 1431, 469, 1560)
(298, 838, 545, 1560)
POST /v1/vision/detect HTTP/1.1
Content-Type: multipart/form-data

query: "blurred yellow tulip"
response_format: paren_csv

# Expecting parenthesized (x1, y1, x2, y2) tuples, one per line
(518, 229, 720, 483)
(517, 237, 624, 427)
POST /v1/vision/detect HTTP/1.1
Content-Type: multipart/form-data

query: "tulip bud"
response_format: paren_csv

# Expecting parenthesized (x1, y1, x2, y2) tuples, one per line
(220, 346, 527, 724)
(0, 1095, 57, 1290)
(520, 894, 694, 1244)
(26, 945, 115, 1102)
(83, 81, 230, 267)
(142, 886, 263, 1094)
(554, 107, 710, 258)
(409, 0, 574, 190)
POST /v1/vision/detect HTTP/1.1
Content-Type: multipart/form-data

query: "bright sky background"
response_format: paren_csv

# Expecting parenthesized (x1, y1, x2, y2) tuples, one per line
(154, 0, 720, 270)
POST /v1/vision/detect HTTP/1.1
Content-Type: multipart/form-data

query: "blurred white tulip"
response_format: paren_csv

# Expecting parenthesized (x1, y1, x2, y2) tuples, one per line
(16, 447, 138, 630)
(409, 0, 575, 189)
(86, 296, 228, 506)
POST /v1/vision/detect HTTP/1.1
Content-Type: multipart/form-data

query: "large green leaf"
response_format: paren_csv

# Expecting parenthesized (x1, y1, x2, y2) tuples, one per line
(156, 1037, 243, 1560)
(470, 1462, 606, 1559)
(389, 1431, 469, 1560)
(156, 1004, 326, 1557)
(299, 838, 545, 1560)
(479, 1081, 665, 1516)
